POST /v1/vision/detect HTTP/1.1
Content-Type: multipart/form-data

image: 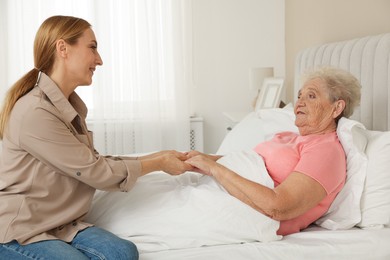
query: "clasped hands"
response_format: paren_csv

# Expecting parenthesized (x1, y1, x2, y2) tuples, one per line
(143, 150, 220, 176)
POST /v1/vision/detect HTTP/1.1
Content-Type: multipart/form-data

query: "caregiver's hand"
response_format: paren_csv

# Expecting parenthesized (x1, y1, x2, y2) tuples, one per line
(140, 150, 193, 175)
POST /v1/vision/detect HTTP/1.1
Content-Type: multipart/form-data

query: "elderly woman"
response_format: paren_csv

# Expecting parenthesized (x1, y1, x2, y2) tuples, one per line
(186, 67, 361, 235)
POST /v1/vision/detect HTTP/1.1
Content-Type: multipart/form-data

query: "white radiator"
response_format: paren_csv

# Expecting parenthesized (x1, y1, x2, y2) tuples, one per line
(87, 117, 204, 155)
(189, 116, 204, 152)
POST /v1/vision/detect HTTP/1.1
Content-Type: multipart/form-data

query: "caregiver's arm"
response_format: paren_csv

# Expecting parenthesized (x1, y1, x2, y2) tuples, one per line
(186, 155, 326, 221)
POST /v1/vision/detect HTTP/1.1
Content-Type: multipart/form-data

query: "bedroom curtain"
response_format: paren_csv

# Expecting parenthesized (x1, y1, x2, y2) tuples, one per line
(0, 0, 192, 155)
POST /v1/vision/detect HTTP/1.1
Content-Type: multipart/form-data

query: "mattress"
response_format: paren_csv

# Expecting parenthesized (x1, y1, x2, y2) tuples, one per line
(140, 226, 390, 259)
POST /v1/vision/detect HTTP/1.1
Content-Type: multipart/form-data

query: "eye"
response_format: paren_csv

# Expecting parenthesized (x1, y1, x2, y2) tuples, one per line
(307, 91, 317, 99)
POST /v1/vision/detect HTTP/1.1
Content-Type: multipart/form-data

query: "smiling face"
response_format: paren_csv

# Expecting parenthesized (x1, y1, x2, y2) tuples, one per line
(64, 28, 103, 87)
(294, 78, 345, 136)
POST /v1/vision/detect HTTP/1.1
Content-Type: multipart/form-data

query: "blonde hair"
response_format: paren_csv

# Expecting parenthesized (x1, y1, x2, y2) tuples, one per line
(301, 66, 361, 118)
(0, 15, 91, 139)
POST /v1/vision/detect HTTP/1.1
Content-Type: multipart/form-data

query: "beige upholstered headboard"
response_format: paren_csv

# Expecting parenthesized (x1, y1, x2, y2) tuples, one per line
(294, 33, 390, 131)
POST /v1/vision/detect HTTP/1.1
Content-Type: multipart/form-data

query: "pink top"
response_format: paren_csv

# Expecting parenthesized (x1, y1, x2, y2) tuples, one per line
(254, 131, 346, 235)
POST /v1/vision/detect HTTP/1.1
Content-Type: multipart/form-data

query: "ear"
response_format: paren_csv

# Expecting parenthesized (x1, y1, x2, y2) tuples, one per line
(56, 39, 68, 58)
(332, 100, 346, 119)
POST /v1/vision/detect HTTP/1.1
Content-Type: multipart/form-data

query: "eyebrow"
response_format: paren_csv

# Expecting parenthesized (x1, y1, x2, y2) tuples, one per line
(297, 87, 320, 96)
(306, 87, 320, 93)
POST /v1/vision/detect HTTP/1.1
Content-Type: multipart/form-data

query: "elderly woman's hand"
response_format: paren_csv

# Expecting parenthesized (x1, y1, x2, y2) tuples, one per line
(160, 150, 194, 175)
(185, 154, 220, 176)
(185, 150, 203, 159)
(186, 150, 223, 162)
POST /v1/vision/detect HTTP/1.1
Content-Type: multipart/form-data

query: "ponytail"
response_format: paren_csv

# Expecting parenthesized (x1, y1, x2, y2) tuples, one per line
(0, 69, 39, 139)
(0, 15, 91, 140)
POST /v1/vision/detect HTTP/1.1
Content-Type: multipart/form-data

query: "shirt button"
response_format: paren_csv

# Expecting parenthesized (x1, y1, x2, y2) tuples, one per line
(76, 171, 81, 176)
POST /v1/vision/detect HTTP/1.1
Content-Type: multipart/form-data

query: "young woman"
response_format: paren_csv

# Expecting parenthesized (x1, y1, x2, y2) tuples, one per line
(0, 15, 192, 259)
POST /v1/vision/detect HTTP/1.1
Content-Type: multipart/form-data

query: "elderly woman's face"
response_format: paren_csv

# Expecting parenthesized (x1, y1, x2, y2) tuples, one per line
(294, 78, 340, 135)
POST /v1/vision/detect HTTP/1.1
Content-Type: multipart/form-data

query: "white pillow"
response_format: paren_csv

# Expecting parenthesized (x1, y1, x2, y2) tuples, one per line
(315, 117, 368, 230)
(217, 112, 372, 230)
(217, 105, 298, 154)
(357, 130, 390, 229)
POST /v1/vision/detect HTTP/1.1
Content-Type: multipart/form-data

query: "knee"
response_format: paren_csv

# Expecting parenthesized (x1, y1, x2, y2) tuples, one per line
(115, 239, 139, 260)
(74, 227, 139, 259)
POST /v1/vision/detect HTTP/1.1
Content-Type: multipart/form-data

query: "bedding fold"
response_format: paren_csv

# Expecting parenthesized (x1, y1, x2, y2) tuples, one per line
(86, 150, 281, 252)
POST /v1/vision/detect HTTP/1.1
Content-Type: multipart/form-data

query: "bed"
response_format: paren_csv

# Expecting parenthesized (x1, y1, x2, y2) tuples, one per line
(86, 33, 390, 259)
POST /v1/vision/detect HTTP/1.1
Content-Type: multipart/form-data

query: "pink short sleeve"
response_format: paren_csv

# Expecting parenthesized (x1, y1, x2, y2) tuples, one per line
(254, 131, 347, 235)
(294, 138, 346, 194)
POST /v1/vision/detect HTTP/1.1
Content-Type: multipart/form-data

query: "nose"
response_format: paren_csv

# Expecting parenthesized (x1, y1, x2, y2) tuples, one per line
(295, 97, 305, 110)
(96, 52, 103, 66)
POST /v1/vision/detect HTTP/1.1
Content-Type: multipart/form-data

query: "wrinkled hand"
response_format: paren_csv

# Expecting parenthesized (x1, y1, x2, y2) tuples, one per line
(185, 154, 218, 176)
(158, 150, 194, 175)
(185, 150, 203, 159)
(185, 150, 222, 162)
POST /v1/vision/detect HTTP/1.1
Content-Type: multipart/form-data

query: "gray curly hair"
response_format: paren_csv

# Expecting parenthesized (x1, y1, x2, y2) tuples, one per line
(300, 67, 361, 118)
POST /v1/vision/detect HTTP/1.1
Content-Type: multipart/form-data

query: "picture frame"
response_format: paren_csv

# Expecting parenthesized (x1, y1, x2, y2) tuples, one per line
(254, 77, 284, 111)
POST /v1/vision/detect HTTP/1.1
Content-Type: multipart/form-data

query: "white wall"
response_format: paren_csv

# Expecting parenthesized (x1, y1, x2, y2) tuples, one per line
(191, 0, 285, 153)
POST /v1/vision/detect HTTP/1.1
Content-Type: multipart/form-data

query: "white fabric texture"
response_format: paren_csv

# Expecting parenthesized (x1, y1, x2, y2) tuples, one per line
(315, 117, 368, 229)
(86, 150, 281, 253)
(217, 105, 298, 154)
(140, 226, 390, 260)
(358, 130, 390, 229)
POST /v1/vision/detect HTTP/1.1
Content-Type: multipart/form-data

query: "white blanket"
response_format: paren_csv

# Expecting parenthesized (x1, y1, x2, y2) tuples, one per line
(86, 150, 281, 253)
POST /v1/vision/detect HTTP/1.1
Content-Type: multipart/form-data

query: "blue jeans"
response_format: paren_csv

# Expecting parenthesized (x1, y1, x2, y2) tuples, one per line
(0, 227, 138, 260)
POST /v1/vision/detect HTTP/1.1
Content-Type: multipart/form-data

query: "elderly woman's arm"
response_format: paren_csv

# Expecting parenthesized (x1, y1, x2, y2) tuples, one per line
(186, 155, 326, 221)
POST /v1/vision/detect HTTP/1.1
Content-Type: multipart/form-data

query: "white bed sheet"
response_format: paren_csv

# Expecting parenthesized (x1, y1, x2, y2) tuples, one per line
(87, 151, 281, 252)
(140, 226, 390, 260)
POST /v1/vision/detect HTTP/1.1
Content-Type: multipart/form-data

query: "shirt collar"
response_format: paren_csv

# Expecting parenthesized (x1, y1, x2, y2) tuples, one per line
(37, 73, 88, 122)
